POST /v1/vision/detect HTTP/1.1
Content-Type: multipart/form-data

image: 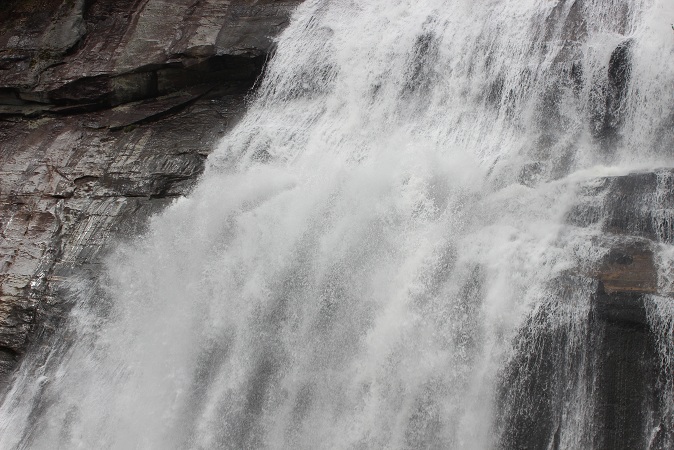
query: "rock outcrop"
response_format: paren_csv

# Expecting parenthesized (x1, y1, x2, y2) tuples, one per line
(499, 169, 674, 450)
(0, 0, 301, 387)
(582, 170, 673, 449)
(1, 2, 672, 448)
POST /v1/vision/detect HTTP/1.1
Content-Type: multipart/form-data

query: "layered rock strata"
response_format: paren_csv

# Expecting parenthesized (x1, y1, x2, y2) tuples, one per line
(0, 0, 300, 387)
(0, 2, 672, 448)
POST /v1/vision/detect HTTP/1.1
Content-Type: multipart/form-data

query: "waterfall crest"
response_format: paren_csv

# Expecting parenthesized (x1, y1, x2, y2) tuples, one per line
(1, 0, 673, 448)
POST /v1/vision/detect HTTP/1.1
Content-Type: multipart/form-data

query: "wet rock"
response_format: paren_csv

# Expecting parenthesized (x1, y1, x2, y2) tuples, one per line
(594, 239, 657, 294)
(589, 286, 661, 450)
(578, 172, 673, 448)
(0, 0, 301, 388)
(496, 276, 593, 450)
(0, 0, 301, 115)
(498, 277, 666, 450)
(500, 169, 674, 449)
(589, 40, 634, 152)
(568, 169, 674, 244)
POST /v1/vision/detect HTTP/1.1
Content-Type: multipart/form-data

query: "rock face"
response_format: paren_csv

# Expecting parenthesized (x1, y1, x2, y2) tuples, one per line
(582, 171, 673, 449)
(499, 169, 674, 450)
(0, 0, 301, 387)
(0, 0, 299, 114)
(1, 2, 673, 448)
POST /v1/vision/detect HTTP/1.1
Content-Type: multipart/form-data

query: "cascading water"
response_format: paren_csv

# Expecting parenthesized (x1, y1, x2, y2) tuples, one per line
(1, 0, 673, 448)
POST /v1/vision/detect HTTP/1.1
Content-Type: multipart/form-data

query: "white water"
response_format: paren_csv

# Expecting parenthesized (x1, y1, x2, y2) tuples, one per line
(1, 0, 674, 448)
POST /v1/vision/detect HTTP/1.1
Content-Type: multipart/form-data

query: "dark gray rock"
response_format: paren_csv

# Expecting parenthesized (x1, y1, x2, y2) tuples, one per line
(499, 170, 674, 449)
(589, 40, 634, 151)
(568, 169, 674, 244)
(0, 0, 301, 388)
(497, 279, 664, 450)
(589, 286, 661, 450)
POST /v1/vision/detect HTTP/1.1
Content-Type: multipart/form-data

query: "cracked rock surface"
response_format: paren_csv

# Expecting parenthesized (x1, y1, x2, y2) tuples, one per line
(1, 5, 672, 447)
(0, 0, 301, 387)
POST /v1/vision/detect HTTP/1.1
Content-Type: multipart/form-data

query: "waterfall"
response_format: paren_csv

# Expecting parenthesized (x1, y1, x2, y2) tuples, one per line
(1, 0, 673, 448)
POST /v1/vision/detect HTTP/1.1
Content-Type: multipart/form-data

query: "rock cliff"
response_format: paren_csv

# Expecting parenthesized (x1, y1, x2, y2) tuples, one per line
(0, 0, 300, 387)
(0, 2, 672, 448)
(499, 169, 674, 449)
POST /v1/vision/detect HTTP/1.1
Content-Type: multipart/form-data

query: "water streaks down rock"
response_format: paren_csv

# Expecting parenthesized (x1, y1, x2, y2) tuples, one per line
(0, 0, 300, 387)
(1, 0, 674, 449)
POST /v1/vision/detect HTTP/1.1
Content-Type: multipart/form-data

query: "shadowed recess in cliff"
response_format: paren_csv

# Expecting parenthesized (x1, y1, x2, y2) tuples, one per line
(0, 0, 673, 449)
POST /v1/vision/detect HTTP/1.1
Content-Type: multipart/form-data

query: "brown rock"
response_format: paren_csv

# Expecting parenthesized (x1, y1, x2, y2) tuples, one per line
(594, 239, 657, 295)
